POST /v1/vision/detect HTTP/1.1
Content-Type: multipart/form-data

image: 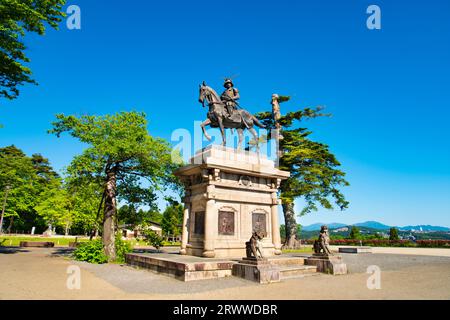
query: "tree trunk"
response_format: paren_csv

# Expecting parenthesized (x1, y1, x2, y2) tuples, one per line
(103, 170, 117, 261)
(7, 216, 14, 234)
(282, 202, 297, 248)
(91, 190, 106, 240)
(0, 186, 9, 234)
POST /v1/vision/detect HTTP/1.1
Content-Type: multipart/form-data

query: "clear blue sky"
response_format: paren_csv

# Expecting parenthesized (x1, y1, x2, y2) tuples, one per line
(1, 0, 449, 227)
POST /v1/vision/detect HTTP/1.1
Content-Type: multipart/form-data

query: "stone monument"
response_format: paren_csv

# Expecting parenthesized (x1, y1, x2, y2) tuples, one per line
(175, 145, 289, 259)
(306, 225, 348, 275)
(232, 232, 281, 284)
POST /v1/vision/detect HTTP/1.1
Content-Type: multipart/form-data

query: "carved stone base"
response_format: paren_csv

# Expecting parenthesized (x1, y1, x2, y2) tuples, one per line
(232, 258, 281, 284)
(306, 254, 347, 275)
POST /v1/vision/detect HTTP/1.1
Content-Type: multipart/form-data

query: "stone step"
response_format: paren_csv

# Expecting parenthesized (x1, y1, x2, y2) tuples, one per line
(279, 265, 317, 279)
(267, 257, 307, 266)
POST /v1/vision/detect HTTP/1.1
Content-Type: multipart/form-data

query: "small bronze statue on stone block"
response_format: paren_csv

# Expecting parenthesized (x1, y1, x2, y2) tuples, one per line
(246, 231, 265, 259)
(306, 225, 348, 275)
(313, 225, 332, 255)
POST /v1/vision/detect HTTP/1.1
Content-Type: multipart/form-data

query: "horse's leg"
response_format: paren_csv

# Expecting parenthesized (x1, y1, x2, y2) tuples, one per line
(236, 128, 244, 150)
(249, 126, 259, 152)
(200, 119, 212, 141)
(218, 117, 226, 146)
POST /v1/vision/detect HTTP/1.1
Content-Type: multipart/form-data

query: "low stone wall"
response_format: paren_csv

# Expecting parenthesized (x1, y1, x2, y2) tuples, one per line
(125, 253, 235, 281)
(19, 241, 54, 248)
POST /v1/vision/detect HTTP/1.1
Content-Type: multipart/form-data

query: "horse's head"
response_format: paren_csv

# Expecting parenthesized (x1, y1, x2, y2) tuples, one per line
(198, 81, 209, 107)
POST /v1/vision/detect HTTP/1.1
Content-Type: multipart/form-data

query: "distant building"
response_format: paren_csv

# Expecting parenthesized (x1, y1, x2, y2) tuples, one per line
(333, 227, 349, 233)
(119, 221, 162, 239)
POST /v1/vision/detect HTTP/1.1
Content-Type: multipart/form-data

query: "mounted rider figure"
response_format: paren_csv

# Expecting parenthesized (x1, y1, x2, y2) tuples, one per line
(220, 78, 240, 118)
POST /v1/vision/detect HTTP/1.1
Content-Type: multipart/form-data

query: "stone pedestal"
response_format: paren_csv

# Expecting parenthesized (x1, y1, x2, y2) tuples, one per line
(232, 258, 281, 284)
(306, 254, 347, 275)
(175, 145, 289, 259)
(339, 246, 373, 254)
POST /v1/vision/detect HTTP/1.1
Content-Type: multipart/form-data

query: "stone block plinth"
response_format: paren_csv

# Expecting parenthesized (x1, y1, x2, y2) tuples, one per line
(19, 241, 54, 248)
(338, 246, 372, 254)
(125, 253, 236, 281)
(306, 254, 348, 275)
(232, 258, 281, 284)
(175, 145, 289, 259)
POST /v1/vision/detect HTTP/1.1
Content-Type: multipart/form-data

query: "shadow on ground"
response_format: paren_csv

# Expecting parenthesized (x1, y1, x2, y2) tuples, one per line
(0, 246, 30, 254)
(49, 247, 75, 258)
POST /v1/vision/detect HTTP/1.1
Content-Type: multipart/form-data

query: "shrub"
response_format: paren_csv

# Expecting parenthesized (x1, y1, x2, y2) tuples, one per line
(142, 230, 164, 251)
(115, 235, 132, 263)
(73, 235, 132, 264)
(73, 239, 108, 264)
(389, 228, 399, 241)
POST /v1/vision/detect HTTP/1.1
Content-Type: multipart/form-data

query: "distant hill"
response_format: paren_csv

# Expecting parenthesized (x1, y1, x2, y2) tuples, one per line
(398, 225, 450, 232)
(302, 223, 347, 231)
(302, 221, 449, 232)
(353, 221, 391, 230)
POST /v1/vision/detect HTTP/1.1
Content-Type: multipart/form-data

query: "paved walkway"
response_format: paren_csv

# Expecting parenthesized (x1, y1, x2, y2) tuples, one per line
(330, 246, 450, 257)
(1, 247, 449, 300)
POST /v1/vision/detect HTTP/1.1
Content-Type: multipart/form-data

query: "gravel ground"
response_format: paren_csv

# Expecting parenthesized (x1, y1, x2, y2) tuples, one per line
(340, 253, 450, 273)
(74, 260, 257, 295)
(72, 251, 450, 295)
(1, 247, 450, 299)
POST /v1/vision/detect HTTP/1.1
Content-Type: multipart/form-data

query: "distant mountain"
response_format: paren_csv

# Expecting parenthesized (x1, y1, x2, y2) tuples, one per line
(398, 225, 450, 232)
(353, 221, 392, 230)
(302, 223, 347, 231)
(302, 220, 450, 232)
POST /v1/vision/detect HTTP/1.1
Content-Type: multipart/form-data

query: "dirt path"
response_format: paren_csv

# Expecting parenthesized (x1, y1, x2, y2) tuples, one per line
(1, 247, 449, 300)
(330, 245, 450, 257)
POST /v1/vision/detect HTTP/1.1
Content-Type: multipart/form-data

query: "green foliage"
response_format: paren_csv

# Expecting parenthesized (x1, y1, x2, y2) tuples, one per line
(73, 235, 132, 264)
(142, 229, 164, 250)
(0, 0, 66, 99)
(34, 181, 74, 234)
(0, 235, 88, 246)
(277, 95, 291, 103)
(280, 224, 286, 239)
(255, 107, 349, 216)
(389, 227, 399, 241)
(114, 234, 132, 263)
(0, 145, 59, 233)
(161, 203, 183, 236)
(73, 239, 108, 264)
(118, 205, 162, 227)
(49, 111, 181, 259)
(49, 111, 181, 208)
(254, 104, 348, 245)
(279, 224, 302, 241)
(349, 226, 360, 239)
(67, 179, 102, 235)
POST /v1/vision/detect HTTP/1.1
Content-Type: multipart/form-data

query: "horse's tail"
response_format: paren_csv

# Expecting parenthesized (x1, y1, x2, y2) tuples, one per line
(252, 115, 266, 128)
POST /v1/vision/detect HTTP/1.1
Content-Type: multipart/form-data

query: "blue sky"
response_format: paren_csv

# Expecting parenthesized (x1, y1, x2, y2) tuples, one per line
(1, 0, 450, 227)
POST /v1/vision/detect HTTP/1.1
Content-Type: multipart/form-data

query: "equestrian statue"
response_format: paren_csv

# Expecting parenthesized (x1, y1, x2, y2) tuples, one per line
(198, 79, 266, 150)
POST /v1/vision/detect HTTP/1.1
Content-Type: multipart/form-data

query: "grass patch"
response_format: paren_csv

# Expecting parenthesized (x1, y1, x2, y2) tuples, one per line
(282, 247, 313, 254)
(0, 236, 181, 248)
(0, 236, 89, 247)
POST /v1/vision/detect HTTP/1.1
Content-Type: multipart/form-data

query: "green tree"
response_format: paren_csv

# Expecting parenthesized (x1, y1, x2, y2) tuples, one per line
(0, 146, 37, 233)
(147, 210, 163, 224)
(49, 111, 180, 261)
(389, 227, 399, 241)
(280, 224, 286, 241)
(0, 0, 66, 100)
(255, 106, 349, 247)
(69, 180, 102, 235)
(34, 181, 74, 235)
(349, 226, 360, 239)
(161, 203, 183, 237)
(0, 146, 60, 234)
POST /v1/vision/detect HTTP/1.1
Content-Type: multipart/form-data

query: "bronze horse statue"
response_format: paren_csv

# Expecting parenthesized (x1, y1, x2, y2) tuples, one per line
(198, 82, 265, 150)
